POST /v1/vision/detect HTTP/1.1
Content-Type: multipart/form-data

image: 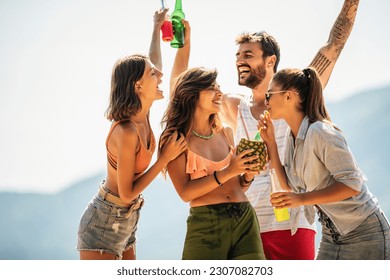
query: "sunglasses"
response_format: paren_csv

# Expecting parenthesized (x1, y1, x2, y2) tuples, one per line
(265, 90, 299, 102)
(265, 90, 288, 102)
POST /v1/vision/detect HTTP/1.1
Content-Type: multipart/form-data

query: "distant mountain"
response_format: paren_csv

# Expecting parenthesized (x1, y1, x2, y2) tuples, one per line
(0, 173, 188, 260)
(0, 85, 389, 260)
(327, 85, 390, 208)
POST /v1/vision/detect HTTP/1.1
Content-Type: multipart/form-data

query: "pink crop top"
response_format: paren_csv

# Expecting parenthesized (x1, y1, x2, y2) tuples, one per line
(106, 119, 156, 180)
(186, 128, 234, 180)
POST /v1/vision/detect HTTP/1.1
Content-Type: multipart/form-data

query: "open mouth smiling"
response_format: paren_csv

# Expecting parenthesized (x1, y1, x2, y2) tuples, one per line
(238, 66, 251, 78)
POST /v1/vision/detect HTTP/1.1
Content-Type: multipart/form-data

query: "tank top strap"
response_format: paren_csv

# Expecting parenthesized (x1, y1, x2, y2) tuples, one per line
(221, 127, 234, 150)
(146, 114, 156, 151)
(106, 119, 132, 170)
(106, 119, 132, 147)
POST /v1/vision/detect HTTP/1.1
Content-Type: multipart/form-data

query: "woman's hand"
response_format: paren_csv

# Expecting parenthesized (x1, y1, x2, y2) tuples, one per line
(225, 148, 260, 177)
(153, 8, 169, 29)
(243, 170, 259, 182)
(270, 191, 303, 209)
(159, 131, 187, 163)
(182, 19, 191, 42)
(258, 111, 276, 146)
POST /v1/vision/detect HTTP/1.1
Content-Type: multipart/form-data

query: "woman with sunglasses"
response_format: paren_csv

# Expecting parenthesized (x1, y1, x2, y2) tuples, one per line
(259, 67, 390, 259)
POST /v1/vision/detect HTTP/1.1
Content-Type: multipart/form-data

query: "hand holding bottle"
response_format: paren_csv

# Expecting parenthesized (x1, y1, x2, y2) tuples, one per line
(156, 2, 173, 42)
(154, 6, 169, 29)
(270, 192, 303, 209)
(182, 19, 191, 44)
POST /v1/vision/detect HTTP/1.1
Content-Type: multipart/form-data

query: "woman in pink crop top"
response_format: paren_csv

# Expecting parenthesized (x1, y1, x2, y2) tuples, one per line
(77, 9, 187, 260)
(159, 21, 266, 260)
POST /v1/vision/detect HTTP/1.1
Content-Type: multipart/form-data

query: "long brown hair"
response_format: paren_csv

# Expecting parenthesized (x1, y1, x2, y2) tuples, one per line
(159, 67, 220, 174)
(105, 54, 148, 121)
(272, 67, 334, 125)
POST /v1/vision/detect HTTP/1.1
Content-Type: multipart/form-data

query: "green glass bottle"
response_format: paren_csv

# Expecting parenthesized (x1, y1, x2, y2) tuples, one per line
(170, 0, 185, 48)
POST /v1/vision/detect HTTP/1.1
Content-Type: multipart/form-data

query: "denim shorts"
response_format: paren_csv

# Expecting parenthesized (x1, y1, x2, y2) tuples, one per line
(182, 202, 266, 260)
(316, 208, 390, 260)
(77, 186, 144, 259)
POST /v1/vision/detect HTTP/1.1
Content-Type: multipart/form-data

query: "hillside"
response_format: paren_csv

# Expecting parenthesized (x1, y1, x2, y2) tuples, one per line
(327, 85, 390, 204)
(0, 173, 188, 260)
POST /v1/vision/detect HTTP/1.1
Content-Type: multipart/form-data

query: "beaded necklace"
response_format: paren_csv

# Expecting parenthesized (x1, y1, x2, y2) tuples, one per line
(191, 130, 214, 140)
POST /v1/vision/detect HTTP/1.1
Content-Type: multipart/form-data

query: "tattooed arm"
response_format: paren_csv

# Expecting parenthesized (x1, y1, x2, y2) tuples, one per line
(309, 0, 359, 88)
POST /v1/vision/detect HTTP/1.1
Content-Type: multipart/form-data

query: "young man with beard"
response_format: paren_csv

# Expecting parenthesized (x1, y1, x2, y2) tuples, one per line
(219, 0, 360, 259)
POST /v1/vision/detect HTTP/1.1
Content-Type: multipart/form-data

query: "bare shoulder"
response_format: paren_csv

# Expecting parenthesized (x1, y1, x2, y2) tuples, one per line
(219, 125, 234, 145)
(114, 120, 139, 146)
(223, 125, 234, 136)
(223, 92, 245, 105)
(116, 120, 137, 133)
(219, 93, 246, 131)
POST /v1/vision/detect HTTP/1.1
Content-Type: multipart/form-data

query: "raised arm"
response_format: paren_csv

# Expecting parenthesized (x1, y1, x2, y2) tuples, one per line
(309, 0, 360, 88)
(169, 20, 191, 98)
(149, 8, 168, 71)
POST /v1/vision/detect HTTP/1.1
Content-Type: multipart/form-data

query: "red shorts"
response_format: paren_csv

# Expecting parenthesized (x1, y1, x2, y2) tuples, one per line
(261, 228, 316, 260)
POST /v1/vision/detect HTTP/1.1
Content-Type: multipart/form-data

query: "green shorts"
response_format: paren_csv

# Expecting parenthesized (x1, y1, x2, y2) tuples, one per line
(182, 202, 266, 260)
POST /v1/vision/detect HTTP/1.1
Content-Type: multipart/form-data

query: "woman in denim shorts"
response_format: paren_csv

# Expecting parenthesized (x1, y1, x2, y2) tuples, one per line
(261, 67, 390, 259)
(77, 9, 187, 260)
(77, 183, 144, 259)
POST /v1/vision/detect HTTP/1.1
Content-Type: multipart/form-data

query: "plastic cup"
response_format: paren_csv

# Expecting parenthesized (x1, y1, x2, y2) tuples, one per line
(161, 20, 174, 42)
(273, 207, 290, 222)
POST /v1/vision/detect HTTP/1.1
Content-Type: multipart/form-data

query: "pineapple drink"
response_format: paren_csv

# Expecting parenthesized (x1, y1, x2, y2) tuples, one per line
(270, 168, 290, 222)
(237, 133, 268, 171)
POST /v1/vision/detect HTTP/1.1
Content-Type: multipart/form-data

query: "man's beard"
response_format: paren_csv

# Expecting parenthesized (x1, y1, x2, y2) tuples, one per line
(238, 65, 266, 89)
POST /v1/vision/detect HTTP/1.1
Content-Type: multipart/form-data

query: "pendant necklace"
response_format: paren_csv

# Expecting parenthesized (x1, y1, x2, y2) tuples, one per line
(191, 129, 214, 140)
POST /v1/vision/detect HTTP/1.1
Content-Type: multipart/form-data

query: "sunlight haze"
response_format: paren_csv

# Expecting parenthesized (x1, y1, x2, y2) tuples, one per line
(0, 0, 389, 193)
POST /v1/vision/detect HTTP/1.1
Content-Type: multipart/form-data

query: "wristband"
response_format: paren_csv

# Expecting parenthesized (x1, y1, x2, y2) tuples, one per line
(240, 175, 254, 186)
(243, 175, 254, 184)
(213, 171, 222, 186)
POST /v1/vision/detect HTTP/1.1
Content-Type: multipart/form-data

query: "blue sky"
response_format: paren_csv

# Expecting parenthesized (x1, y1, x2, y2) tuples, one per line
(1, 0, 389, 193)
